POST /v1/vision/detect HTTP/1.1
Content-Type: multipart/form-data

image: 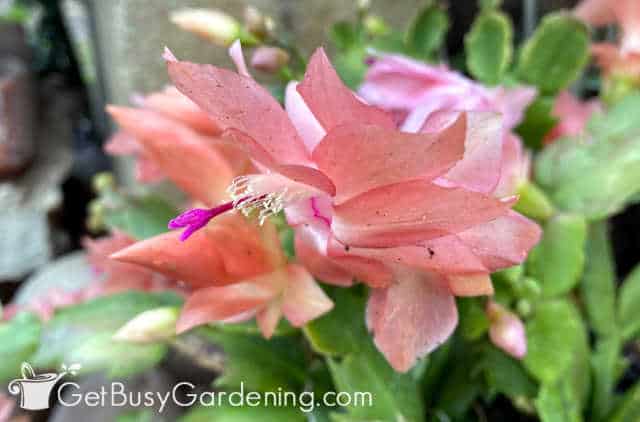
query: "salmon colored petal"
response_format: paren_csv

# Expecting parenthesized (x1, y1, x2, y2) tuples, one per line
(281, 264, 334, 326)
(294, 223, 353, 286)
(167, 58, 310, 165)
(438, 112, 504, 194)
(367, 271, 458, 372)
(256, 299, 283, 339)
(285, 81, 326, 152)
(332, 180, 515, 248)
(457, 211, 541, 271)
(110, 215, 274, 288)
(494, 134, 530, 197)
(177, 282, 276, 333)
(105, 131, 165, 183)
(143, 87, 221, 136)
(105, 131, 139, 155)
(329, 234, 488, 275)
(107, 106, 234, 205)
(447, 274, 494, 297)
(297, 48, 395, 131)
(313, 115, 467, 204)
(285, 197, 333, 227)
(134, 153, 166, 183)
(223, 129, 336, 196)
(325, 237, 395, 288)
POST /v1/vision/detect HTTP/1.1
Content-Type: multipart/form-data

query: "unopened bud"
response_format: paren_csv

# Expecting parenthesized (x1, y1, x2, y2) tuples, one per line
(358, 0, 371, 11)
(113, 307, 179, 343)
(170, 8, 241, 47)
(244, 5, 268, 38)
(516, 299, 532, 317)
(364, 15, 390, 36)
(250, 46, 290, 73)
(88, 199, 104, 219)
(520, 277, 542, 299)
(86, 214, 104, 233)
(514, 181, 554, 221)
(487, 301, 527, 359)
(92, 172, 115, 193)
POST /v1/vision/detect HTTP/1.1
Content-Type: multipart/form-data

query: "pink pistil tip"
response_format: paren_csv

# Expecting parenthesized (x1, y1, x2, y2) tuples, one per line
(168, 201, 235, 241)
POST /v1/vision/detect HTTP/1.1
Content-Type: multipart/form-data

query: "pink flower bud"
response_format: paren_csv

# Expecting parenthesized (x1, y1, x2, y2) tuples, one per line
(250, 47, 290, 73)
(487, 301, 527, 359)
(170, 8, 240, 47)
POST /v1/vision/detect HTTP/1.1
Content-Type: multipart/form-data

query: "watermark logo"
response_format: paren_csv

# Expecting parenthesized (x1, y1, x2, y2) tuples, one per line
(7, 362, 81, 410)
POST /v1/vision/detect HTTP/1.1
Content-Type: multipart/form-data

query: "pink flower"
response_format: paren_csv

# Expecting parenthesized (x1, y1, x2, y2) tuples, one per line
(250, 46, 290, 73)
(3, 288, 89, 322)
(575, 0, 640, 77)
(487, 301, 527, 359)
(359, 54, 536, 133)
(2, 232, 178, 322)
(544, 91, 602, 144)
(162, 42, 540, 371)
(359, 54, 535, 198)
(111, 213, 333, 338)
(106, 86, 252, 189)
(83, 231, 177, 295)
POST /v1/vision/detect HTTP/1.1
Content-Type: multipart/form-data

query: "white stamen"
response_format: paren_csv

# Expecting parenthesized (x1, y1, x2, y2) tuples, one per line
(227, 175, 310, 225)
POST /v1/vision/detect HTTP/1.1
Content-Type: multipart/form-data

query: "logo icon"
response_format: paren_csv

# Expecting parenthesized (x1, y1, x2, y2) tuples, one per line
(7, 362, 81, 410)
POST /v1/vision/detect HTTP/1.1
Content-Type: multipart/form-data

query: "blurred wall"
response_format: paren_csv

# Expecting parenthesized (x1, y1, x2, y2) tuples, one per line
(90, 0, 422, 106)
(88, 0, 421, 183)
(88, 0, 579, 182)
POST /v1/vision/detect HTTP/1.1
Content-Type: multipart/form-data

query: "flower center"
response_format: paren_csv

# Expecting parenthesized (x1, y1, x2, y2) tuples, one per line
(169, 174, 317, 241)
(227, 176, 289, 224)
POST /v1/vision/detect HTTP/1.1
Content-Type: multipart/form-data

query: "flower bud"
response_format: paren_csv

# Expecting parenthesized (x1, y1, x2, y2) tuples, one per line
(364, 15, 390, 36)
(514, 181, 554, 221)
(516, 299, 532, 317)
(92, 172, 115, 193)
(113, 307, 179, 343)
(487, 301, 527, 359)
(358, 0, 371, 11)
(86, 214, 104, 233)
(170, 8, 241, 47)
(244, 5, 268, 38)
(250, 46, 290, 73)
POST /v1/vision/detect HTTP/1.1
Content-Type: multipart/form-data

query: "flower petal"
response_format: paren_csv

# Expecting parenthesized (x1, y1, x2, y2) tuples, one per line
(457, 211, 541, 271)
(359, 54, 471, 112)
(367, 271, 458, 372)
(332, 179, 515, 248)
(223, 128, 336, 196)
(313, 114, 467, 204)
(439, 112, 505, 194)
(447, 274, 494, 297)
(285, 81, 326, 152)
(110, 214, 275, 288)
(329, 234, 488, 275)
(177, 282, 276, 333)
(294, 223, 353, 286)
(167, 57, 310, 165)
(281, 264, 334, 326)
(297, 48, 395, 131)
(256, 299, 283, 339)
(107, 106, 234, 205)
(143, 86, 221, 136)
